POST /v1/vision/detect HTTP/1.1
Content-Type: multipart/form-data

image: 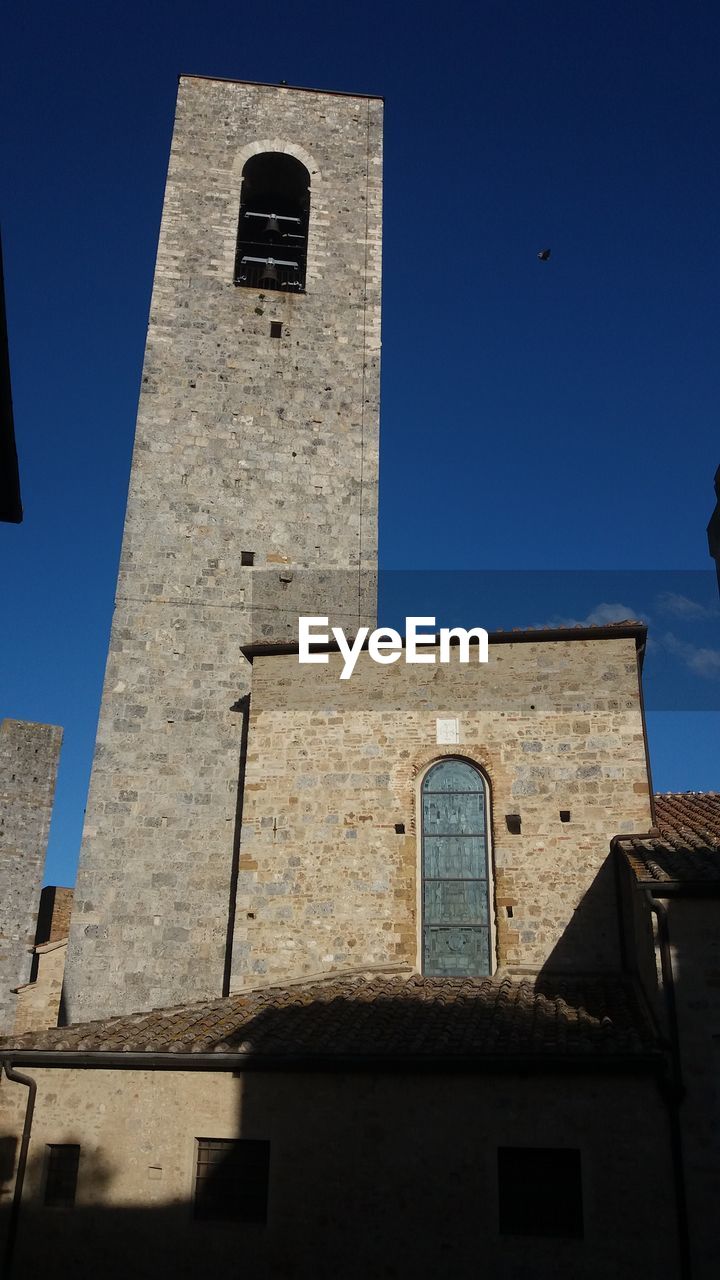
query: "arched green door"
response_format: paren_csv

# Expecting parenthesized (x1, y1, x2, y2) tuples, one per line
(421, 759, 491, 976)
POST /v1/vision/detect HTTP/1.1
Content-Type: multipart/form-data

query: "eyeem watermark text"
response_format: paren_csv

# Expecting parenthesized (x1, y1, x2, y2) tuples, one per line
(299, 617, 489, 680)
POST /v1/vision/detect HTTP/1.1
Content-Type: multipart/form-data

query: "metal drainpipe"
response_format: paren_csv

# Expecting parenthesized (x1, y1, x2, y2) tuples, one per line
(1, 1057, 37, 1280)
(646, 893, 692, 1280)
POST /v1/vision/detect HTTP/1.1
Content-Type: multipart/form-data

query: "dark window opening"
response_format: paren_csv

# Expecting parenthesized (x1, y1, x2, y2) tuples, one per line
(241, 550, 255, 567)
(560, 810, 571, 823)
(270, 321, 283, 339)
(0, 1136, 17, 1182)
(44, 1144, 80, 1208)
(235, 153, 310, 294)
(506, 813, 522, 834)
(194, 1138, 270, 1224)
(498, 1147, 583, 1238)
(394, 822, 405, 834)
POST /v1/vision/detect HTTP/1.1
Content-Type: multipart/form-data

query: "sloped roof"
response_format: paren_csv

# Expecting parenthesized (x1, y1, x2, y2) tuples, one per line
(0, 973, 658, 1063)
(620, 792, 720, 884)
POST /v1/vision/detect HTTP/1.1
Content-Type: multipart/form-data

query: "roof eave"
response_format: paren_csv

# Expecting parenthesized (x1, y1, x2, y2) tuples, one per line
(179, 73, 384, 103)
(242, 622, 648, 664)
(632, 878, 720, 898)
(0, 1048, 665, 1074)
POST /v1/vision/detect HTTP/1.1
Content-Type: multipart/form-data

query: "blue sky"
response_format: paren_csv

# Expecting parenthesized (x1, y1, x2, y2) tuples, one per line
(1, 0, 718, 886)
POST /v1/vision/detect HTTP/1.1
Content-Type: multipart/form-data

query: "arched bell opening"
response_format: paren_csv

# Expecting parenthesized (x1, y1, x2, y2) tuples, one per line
(234, 152, 310, 293)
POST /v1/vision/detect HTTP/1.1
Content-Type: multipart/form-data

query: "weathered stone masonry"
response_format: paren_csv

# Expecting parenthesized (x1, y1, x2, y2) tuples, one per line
(0, 719, 62, 1031)
(12, 886, 74, 1034)
(231, 630, 653, 989)
(63, 78, 383, 1022)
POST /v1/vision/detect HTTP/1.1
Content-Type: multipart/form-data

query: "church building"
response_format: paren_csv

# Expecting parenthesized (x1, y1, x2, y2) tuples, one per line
(1, 76, 719, 1280)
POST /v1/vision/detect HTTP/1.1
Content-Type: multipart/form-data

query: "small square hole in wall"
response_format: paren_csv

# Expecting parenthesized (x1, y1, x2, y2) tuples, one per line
(241, 551, 255, 567)
(506, 814, 522, 835)
(498, 1147, 583, 1237)
(560, 810, 571, 823)
(394, 822, 405, 835)
(270, 321, 283, 339)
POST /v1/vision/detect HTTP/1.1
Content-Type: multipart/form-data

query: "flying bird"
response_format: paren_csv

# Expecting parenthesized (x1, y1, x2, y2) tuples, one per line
(537, 248, 551, 261)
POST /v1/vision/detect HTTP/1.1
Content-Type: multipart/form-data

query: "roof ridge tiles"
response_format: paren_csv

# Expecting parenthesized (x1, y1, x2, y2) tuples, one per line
(0, 972, 659, 1061)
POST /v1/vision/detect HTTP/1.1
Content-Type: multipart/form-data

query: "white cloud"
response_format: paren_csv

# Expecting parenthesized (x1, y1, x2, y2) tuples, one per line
(655, 591, 719, 621)
(660, 632, 720, 681)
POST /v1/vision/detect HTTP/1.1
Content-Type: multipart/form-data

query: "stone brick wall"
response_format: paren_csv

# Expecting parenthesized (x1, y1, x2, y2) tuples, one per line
(0, 1064, 679, 1279)
(35, 884, 74, 944)
(11, 887, 74, 1035)
(13, 940, 66, 1035)
(231, 634, 652, 988)
(63, 78, 383, 1022)
(0, 719, 62, 1031)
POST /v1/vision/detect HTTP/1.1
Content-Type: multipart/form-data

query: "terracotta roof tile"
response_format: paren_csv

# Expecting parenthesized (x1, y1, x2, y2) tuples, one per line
(620, 793, 720, 883)
(0, 973, 658, 1061)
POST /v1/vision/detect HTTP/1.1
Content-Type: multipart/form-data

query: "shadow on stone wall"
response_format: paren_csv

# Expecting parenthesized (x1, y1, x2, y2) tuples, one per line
(0, 1135, 17, 1183)
(0, 972, 675, 1280)
(223, 693, 251, 997)
(536, 854, 622, 978)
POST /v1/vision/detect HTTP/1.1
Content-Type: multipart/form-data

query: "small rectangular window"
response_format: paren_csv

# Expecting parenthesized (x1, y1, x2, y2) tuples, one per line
(498, 1147, 583, 1237)
(270, 321, 283, 339)
(44, 1144, 80, 1208)
(194, 1138, 270, 1224)
(241, 550, 255, 567)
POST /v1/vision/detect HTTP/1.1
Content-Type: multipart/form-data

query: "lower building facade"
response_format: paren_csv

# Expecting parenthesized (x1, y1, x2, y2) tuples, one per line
(0, 974, 683, 1280)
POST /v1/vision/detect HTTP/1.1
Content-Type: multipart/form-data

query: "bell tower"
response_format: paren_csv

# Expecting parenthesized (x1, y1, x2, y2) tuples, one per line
(63, 77, 383, 1021)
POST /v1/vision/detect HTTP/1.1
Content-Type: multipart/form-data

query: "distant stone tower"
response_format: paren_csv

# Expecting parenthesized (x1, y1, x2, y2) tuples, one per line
(0, 719, 62, 1031)
(709, 465, 720, 595)
(63, 77, 383, 1022)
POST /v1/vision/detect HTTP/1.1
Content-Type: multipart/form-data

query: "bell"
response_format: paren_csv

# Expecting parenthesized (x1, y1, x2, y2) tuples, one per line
(259, 258, 279, 287)
(264, 214, 281, 237)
